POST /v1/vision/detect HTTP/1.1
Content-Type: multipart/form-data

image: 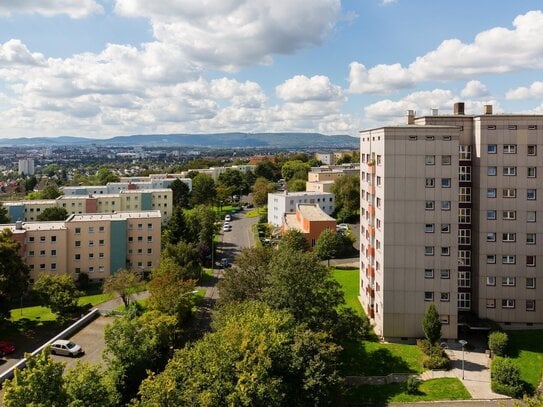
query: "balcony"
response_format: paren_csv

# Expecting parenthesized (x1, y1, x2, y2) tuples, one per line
(368, 185, 376, 195)
(368, 226, 376, 237)
(367, 164, 376, 174)
(367, 205, 376, 216)
(367, 245, 375, 258)
(366, 305, 375, 319)
(366, 266, 375, 278)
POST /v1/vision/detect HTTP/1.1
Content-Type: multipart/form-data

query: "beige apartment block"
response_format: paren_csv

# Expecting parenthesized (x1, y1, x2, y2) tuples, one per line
(361, 103, 543, 341)
(5, 211, 161, 282)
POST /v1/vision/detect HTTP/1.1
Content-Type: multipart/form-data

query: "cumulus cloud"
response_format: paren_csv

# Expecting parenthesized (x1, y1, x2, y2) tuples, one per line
(276, 75, 343, 102)
(461, 80, 488, 98)
(350, 10, 543, 94)
(114, 0, 340, 70)
(506, 81, 543, 100)
(0, 0, 103, 18)
(0, 39, 45, 66)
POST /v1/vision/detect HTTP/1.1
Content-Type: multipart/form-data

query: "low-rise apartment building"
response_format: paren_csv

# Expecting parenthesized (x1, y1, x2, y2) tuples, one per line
(282, 203, 337, 248)
(267, 191, 335, 227)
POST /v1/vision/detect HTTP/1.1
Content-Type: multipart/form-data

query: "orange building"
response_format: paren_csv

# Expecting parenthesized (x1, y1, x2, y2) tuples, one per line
(281, 203, 336, 248)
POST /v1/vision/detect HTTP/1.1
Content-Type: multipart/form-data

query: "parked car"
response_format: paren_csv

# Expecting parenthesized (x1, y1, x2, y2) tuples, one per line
(223, 223, 232, 232)
(220, 258, 231, 268)
(0, 340, 15, 356)
(336, 223, 349, 231)
(50, 339, 84, 357)
(224, 214, 232, 222)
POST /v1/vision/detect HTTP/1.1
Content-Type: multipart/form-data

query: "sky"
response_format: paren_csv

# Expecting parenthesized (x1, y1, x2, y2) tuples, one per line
(1, 0, 543, 139)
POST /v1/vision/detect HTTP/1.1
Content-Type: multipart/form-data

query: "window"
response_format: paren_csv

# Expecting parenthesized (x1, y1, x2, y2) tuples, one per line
(425, 201, 435, 210)
(376, 198, 381, 208)
(425, 178, 435, 188)
(527, 278, 536, 289)
(508, 125, 517, 130)
(51, 250, 56, 256)
(441, 178, 451, 188)
(99, 266, 105, 273)
(441, 201, 451, 211)
(458, 271, 471, 288)
(529, 124, 538, 130)
(424, 246, 434, 256)
(457, 230, 470, 245)
(40, 236, 45, 242)
(75, 254, 81, 260)
(440, 292, 450, 302)
(487, 166, 497, 176)
(527, 211, 537, 223)
(377, 155, 382, 165)
(487, 188, 496, 198)
(502, 277, 516, 286)
(526, 300, 536, 312)
(459, 166, 471, 182)
(457, 293, 471, 310)
(51, 236, 56, 242)
(503, 188, 516, 198)
(99, 226, 105, 232)
(458, 250, 471, 266)
(99, 253, 104, 259)
(527, 189, 536, 200)
(459, 187, 471, 203)
(527, 256, 536, 267)
(486, 210, 496, 220)
(458, 208, 471, 223)
(527, 233, 536, 244)
(441, 155, 452, 165)
(147, 223, 153, 230)
(502, 233, 516, 242)
(376, 176, 382, 186)
(459, 145, 471, 160)
(424, 292, 434, 301)
(528, 167, 537, 177)
(99, 239, 105, 245)
(425, 155, 435, 165)
(486, 276, 496, 286)
(440, 247, 450, 256)
(39, 250, 45, 256)
(486, 299, 496, 309)
(503, 144, 517, 154)
(88, 267, 94, 273)
(502, 255, 516, 264)
(40, 264, 45, 270)
(147, 248, 153, 254)
(27, 251, 34, 256)
(486, 255, 496, 264)
(75, 241, 81, 247)
(75, 227, 81, 234)
(424, 269, 434, 279)
(503, 167, 517, 176)
(502, 299, 515, 309)
(138, 236, 143, 242)
(528, 145, 537, 155)
(440, 269, 450, 279)
(89, 253, 94, 259)
(502, 210, 516, 220)
(425, 224, 434, 233)
(441, 224, 450, 233)
(128, 237, 133, 242)
(147, 236, 153, 242)
(88, 227, 95, 233)
(487, 125, 496, 130)
(486, 232, 496, 242)
(28, 236, 34, 242)
(487, 144, 497, 154)
(51, 263, 56, 270)
(89, 240, 94, 246)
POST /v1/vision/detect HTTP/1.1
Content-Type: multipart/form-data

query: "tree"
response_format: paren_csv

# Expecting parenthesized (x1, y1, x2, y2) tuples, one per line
(24, 175, 38, 192)
(281, 160, 310, 182)
(0, 229, 30, 322)
(162, 242, 203, 280)
(422, 303, 441, 344)
(218, 169, 246, 196)
(254, 160, 281, 181)
(217, 246, 274, 305)
(252, 177, 275, 207)
(286, 178, 306, 192)
(97, 166, 120, 184)
(37, 207, 68, 221)
(102, 269, 143, 308)
(147, 271, 196, 324)
(278, 229, 309, 252)
(64, 362, 117, 407)
(40, 185, 62, 199)
(314, 229, 340, 266)
(170, 179, 190, 208)
(0, 203, 9, 223)
(3, 350, 68, 407)
(332, 175, 360, 221)
(185, 204, 216, 249)
(162, 205, 188, 246)
(33, 274, 82, 319)
(190, 173, 216, 206)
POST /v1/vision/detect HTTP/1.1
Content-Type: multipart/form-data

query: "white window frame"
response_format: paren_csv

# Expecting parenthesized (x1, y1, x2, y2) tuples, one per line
(501, 276, 516, 286)
(486, 276, 496, 286)
(502, 255, 516, 264)
(501, 299, 515, 309)
(503, 166, 517, 176)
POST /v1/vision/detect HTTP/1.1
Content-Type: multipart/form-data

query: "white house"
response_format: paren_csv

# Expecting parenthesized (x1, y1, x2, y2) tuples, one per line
(267, 191, 335, 227)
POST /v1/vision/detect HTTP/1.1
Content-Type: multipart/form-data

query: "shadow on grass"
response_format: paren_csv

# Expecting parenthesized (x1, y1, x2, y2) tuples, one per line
(506, 330, 543, 358)
(344, 382, 409, 405)
(340, 341, 417, 376)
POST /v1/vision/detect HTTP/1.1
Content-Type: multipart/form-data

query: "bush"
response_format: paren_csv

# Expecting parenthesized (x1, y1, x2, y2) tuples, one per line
(488, 331, 508, 357)
(491, 357, 524, 398)
(76, 272, 90, 289)
(417, 339, 432, 355)
(406, 376, 420, 394)
(491, 381, 524, 398)
(422, 354, 450, 370)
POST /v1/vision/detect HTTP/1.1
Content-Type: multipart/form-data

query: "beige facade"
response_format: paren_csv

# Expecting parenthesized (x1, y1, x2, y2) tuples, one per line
(361, 103, 543, 340)
(5, 211, 161, 282)
(306, 180, 335, 193)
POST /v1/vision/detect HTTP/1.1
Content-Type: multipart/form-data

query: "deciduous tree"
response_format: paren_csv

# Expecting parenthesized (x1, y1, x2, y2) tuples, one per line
(102, 268, 143, 308)
(33, 274, 82, 320)
(252, 177, 275, 207)
(64, 361, 117, 407)
(170, 179, 191, 208)
(190, 173, 216, 206)
(278, 229, 309, 252)
(0, 203, 9, 223)
(281, 160, 310, 182)
(37, 207, 68, 221)
(314, 229, 340, 266)
(332, 175, 360, 221)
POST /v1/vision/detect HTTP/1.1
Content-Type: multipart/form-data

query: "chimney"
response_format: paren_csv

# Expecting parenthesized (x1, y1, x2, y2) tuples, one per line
(406, 110, 415, 125)
(453, 102, 465, 115)
(484, 104, 493, 115)
(431, 108, 439, 116)
(15, 221, 22, 230)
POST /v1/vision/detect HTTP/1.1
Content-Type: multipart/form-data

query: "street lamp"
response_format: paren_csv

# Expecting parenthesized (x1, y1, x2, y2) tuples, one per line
(459, 339, 468, 380)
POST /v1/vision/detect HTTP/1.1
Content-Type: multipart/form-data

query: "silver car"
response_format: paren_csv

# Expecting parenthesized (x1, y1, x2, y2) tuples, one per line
(50, 339, 84, 357)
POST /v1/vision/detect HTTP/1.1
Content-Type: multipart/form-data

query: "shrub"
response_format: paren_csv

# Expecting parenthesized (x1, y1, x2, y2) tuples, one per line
(488, 331, 508, 357)
(416, 339, 432, 355)
(406, 376, 420, 395)
(422, 303, 441, 344)
(491, 381, 524, 398)
(491, 357, 524, 398)
(422, 354, 450, 370)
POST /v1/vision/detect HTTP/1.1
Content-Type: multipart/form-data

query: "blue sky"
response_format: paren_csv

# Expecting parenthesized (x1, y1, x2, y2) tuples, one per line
(0, 0, 543, 138)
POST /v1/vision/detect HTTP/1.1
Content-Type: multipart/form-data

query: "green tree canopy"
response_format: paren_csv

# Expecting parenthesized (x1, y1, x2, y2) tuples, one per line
(286, 178, 306, 192)
(190, 173, 216, 206)
(97, 166, 120, 184)
(254, 160, 281, 181)
(278, 229, 309, 252)
(170, 179, 191, 208)
(0, 203, 9, 223)
(281, 160, 310, 182)
(332, 175, 360, 221)
(33, 274, 82, 320)
(422, 303, 442, 344)
(161, 241, 203, 280)
(36, 207, 68, 221)
(64, 361, 118, 407)
(102, 268, 143, 308)
(40, 185, 62, 199)
(313, 229, 340, 266)
(252, 177, 275, 207)
(162, 205, 188, 246)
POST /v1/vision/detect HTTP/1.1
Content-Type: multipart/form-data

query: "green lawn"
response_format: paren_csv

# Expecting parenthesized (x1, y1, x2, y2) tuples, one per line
(330, 267, 364, 316)
(245, 208, 265, 218)
(345, 378, 471, 404)
(77, 293, 113, 307)
(10, 305, 57, 322)
(506, 330, 543, 391)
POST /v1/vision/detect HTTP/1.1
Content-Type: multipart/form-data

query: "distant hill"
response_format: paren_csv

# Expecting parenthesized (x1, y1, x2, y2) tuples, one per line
(0, 133, 359, 149)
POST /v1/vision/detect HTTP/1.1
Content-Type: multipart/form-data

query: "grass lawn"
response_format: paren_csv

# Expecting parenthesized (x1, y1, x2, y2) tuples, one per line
(506, 330, 543, 391)
(345, 378, 471, 404)
(245, 208, 265, 218)
(77, 293, 113, 307)
(10, 305, 56, 323)
(330, 267, 364, 317)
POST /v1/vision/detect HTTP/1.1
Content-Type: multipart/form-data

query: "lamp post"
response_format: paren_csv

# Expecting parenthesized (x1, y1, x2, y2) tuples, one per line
(459, 339, 468, 380)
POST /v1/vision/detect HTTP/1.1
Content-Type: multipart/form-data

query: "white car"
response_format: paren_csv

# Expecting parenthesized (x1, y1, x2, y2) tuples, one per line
(50, 339, 84, 357)
(223, 223, 232, 232)
(337, 223, 349, 231)
(225, 214, 232, 222)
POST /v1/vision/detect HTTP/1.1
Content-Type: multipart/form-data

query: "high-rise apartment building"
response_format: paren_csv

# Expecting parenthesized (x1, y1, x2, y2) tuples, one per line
(360, 103, 543, 340)
(18, 158, 35, 176)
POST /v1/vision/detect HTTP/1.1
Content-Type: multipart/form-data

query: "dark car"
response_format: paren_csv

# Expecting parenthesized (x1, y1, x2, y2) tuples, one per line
(0, 341, 15, 356)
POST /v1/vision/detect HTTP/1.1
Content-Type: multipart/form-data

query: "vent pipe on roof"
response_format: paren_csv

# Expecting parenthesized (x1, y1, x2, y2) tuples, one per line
(15, 220, 22, 230)
(406, 110, 415, 125)
(484, 104, 493, 115)
(431, 108, 439, 116)
(454, 102, 465, 115)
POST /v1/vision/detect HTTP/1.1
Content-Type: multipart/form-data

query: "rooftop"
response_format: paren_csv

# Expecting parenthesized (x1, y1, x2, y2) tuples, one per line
(297, 204, 335, 221)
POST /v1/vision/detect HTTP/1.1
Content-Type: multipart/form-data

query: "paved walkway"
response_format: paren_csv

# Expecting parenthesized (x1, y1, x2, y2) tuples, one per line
(420, 343, 509, 401)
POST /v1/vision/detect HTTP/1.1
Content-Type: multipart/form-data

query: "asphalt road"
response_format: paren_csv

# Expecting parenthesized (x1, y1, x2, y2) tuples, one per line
(218, 211, 258, 264)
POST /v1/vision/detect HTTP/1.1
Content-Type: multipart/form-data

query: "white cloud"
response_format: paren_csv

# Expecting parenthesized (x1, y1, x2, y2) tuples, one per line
(276, 75, 344, 102)
(506, 81, 543, 100)
(114, 0, 340, 70)
(382, 0, 397, 4)
(0, 0, 103, 19)
(0, 39, 45, 66)
(349, 10, 543, 94)
(461, 80, 488, 98)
